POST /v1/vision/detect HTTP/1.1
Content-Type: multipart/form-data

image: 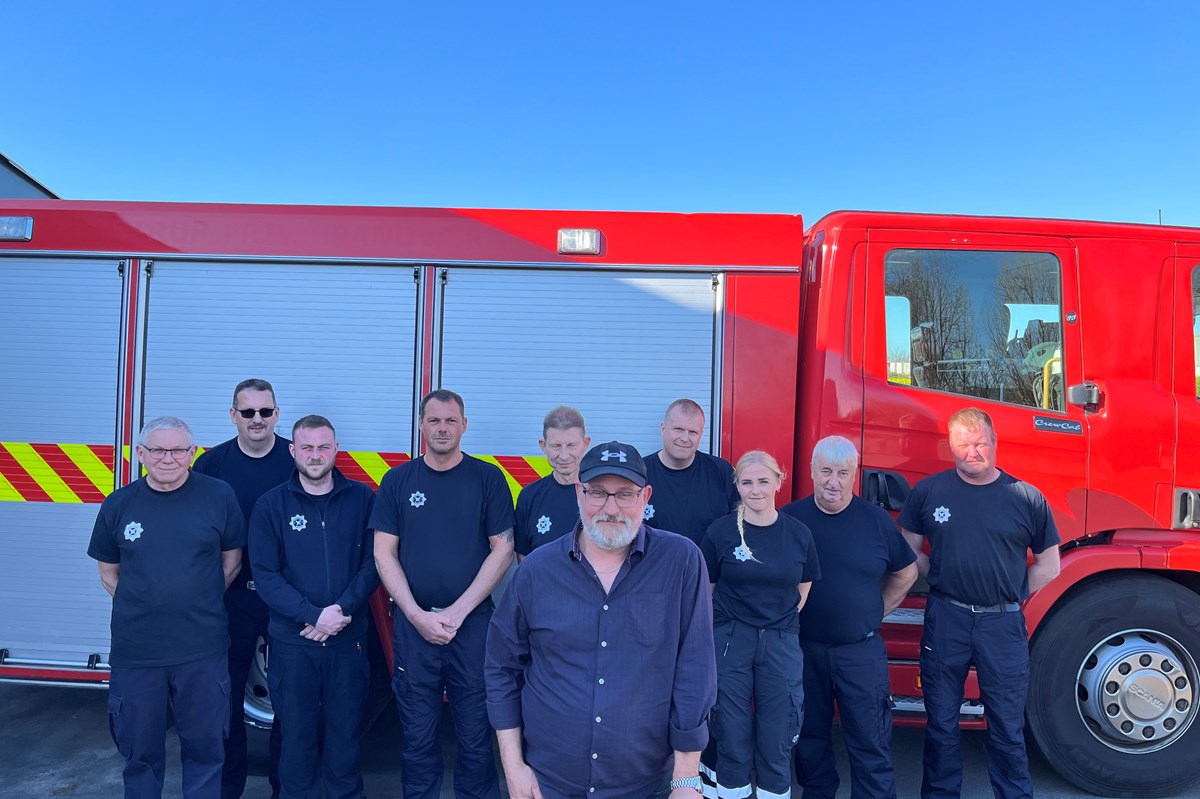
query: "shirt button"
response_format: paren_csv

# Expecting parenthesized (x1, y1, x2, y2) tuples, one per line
(602, 604, 609, 610)
(589, 789, 595, 794)
(600, 641, 607, 647)
(592, 753, 598, 759)
(598, 678, 605, 685)
(595, 716, 602, 722)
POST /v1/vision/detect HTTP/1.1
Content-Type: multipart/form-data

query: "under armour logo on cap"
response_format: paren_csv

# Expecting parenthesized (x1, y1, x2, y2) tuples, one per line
(580, 441, 647, 487)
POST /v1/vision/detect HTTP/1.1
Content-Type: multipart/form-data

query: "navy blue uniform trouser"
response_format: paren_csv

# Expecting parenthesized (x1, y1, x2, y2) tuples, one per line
(712, 620, 804, 799)
(793, 634, 896, 799)
(920, 595, 1032, 799)
(223, 585, 282, 798)
(267, 637, 370, 799)
(107, 652, 230, 799)
(392, 607, 500, 799)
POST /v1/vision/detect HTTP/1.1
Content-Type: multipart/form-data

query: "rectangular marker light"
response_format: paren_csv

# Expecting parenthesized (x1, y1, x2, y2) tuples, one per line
(0, 216, 34, 241)
(557, 228, 602, 255)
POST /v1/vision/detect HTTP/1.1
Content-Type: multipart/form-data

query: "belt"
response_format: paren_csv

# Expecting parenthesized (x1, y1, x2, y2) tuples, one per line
(940, 595, 1020, 613)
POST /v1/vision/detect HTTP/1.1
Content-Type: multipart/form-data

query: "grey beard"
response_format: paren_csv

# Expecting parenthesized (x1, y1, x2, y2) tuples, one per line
(582, 514, 637, 551)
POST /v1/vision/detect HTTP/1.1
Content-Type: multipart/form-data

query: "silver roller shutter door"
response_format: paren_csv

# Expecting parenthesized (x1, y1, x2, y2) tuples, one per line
(143, 261, 418, 453)
(439, 269, 717, 458)
(0, 257, 122, 664)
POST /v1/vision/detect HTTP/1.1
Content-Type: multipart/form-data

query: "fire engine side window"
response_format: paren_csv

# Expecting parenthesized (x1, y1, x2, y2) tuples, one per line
(884, 249, 1065, 410)
(1192, 265, 1200, 399)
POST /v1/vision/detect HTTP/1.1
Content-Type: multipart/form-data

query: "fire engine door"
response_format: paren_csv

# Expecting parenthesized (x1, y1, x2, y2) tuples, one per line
(1172, 246, 1200, 530)
(861, 229, 1088, 541)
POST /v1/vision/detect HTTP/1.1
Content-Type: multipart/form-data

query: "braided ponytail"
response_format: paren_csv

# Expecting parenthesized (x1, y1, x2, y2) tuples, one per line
(733, 502, 762, 563)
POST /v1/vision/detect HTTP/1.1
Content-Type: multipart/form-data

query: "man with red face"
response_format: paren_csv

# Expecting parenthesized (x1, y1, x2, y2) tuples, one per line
(900, 408, 1061, 799)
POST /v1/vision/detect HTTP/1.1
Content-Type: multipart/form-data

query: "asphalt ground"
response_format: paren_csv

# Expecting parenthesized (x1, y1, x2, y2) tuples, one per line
(0, 682, 1185, 799)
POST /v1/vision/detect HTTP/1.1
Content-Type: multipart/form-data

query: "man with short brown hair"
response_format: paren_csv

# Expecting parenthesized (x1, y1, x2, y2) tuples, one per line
(514, 406, 591, 557)
(372, 389, 515, 799)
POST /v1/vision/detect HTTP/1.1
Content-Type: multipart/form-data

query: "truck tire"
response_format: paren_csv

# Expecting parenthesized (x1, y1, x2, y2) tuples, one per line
(1027, 574, 1200, 797)
(244, 635, 274, 730)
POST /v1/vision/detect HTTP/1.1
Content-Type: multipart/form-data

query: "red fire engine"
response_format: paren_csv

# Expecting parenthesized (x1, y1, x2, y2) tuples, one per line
(1, 200, 1197, 796)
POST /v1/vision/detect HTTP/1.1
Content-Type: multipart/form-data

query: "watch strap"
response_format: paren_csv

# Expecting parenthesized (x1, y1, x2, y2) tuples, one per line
(670, 776, 703, 791)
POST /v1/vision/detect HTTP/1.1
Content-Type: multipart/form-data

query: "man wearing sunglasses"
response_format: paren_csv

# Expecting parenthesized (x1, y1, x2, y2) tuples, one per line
(194, 378, 295, 799)
(486, 441, 716, 799)
(88, 416, 245, 798)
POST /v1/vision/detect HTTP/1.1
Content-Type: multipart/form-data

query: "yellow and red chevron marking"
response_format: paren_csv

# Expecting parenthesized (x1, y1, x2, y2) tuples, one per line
(0, 443, 121, 504)
(333, 452, 551, 502)
(0, 443, 551, 504)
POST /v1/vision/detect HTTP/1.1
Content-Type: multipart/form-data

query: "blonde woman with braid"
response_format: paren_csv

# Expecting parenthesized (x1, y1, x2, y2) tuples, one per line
(700, 451, 821, 799)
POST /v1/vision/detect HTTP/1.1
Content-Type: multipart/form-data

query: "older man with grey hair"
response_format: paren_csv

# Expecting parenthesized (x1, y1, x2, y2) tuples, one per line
(88, 416, 246, 799)
(782, 436, 918, 799)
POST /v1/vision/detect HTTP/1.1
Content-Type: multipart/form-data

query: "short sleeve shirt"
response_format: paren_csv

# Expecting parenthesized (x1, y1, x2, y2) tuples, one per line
(898, 469, 1061, 606)
(701, 512, 821, 632)
(643, 452, 739, 546)
(514, 475, 580, 556)
(369, 454, 515, 610)
(87, 473, 245, 667)
(783, 495, 916, 644)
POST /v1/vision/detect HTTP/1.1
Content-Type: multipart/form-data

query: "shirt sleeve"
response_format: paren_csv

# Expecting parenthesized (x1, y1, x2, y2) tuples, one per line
(335, 488, 382, 614)
(878, 505, 918, 571)
(1027, 485, 1062, 553)
(87, 496, 120, 563)
(484, 464, 516, 537)
(484, 564, 531, 731)
(248, 495, 322, 627)
(513, 488, 533, 556)
(799, 523, 822, 583)
(219, 484, 246, 551)
(668, 545, 717, 753)
(699, 520, 721, 582)
(368, 469, 404, 538)
(723, 462, 740, 514)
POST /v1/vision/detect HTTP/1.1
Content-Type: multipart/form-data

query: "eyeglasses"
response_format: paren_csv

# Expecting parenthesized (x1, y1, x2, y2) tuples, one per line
(581, 487, 643, 509)
(234, 407, 277, 419)
(143, 447, 193, 460)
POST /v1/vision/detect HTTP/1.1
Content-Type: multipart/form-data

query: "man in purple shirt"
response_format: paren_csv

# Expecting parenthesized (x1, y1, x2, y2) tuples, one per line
(486, 441, 716, 799)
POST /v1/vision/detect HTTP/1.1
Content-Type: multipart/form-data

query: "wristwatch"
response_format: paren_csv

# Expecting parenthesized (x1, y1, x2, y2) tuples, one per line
(670, 776, 703, 792)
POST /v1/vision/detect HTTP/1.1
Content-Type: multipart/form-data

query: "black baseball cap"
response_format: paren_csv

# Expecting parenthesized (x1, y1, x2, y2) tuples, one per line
(578, 441, 648, 487)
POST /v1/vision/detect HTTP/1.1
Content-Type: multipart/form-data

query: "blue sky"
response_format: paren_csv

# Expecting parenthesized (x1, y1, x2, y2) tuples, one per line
(4, 2, 1199, 227)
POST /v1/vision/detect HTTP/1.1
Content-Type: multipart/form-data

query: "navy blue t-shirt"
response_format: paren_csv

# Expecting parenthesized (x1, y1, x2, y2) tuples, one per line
(370, 454, 515, 611)
(514, 474, 580, 556)
(87, 473, 245, 667)
(192, 434, 294, 586)
(701, 512, 821, 632)
(783, 495, 917, 644)
(643, 452, 739, 546)
(898, 469, 1061, 607)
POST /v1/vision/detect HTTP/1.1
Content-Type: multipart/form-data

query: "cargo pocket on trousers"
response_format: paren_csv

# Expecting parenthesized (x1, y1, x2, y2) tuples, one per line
(788, 679, 804, 746)
(107, 693, 131, 758)
(877, 685, 894, 747)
